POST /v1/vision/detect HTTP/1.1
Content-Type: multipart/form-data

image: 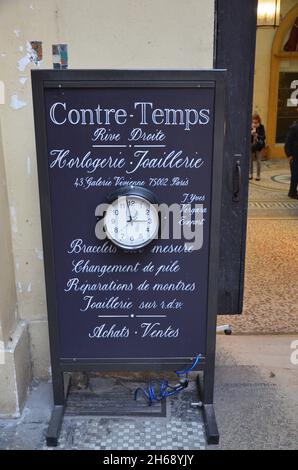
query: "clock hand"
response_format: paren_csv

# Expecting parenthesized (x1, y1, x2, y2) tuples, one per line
(126, 197, 133, 223)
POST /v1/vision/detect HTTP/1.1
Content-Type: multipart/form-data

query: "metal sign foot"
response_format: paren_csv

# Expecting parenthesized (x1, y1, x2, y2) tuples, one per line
(196, 373, 219, 446)
(202, 404, 219, 445)
(46, 405, 65, 447)
(46, 372, 71, 447)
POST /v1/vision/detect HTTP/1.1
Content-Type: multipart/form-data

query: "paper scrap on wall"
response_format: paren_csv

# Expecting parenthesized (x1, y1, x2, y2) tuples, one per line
(52, 44, 68, 70)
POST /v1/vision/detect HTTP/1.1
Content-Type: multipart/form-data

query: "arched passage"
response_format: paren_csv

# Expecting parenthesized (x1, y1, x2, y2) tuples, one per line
(267, 4, 298, 158)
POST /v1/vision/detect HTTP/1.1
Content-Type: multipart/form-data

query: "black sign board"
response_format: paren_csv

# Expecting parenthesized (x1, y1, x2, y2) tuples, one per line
(32, 70, 225, 446)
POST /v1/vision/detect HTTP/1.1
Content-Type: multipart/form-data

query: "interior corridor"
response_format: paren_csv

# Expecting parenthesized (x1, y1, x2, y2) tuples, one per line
(220, 159, 298, 333)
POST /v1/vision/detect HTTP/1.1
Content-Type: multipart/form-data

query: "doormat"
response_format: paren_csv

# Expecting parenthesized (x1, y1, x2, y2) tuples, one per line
(65, 376, 167, 417)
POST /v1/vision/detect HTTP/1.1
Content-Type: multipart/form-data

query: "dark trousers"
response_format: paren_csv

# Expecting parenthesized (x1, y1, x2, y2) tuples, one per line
(250, 151, 261, 179)
(289, 158, 298, 196)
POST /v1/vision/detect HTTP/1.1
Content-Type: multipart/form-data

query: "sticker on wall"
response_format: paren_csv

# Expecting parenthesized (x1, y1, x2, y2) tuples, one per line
(29, 41, 43, 65)
(52, 44, 68, 70)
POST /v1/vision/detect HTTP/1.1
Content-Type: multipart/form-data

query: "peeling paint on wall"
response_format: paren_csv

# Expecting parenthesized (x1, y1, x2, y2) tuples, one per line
(17, 57, 29, 72)
(14, 29, 21, 38)
(17, 53, 30, 72)
(10, 94, 26, 110)
(19, 77, 27, 85)
(10, 206, 18, 233)
(35, 248, 43, 260)
(17, 41, 42, 71)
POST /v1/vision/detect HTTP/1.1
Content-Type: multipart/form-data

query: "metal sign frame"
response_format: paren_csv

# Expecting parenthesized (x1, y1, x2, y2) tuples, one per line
(31, 69, 226, 447)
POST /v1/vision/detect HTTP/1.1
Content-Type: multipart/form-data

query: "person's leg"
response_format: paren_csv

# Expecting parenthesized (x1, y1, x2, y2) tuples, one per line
(288, 158, 298, 197)
(292, 158, 298, 195)
(256, 150, 261, 180)
(288, 161, 294, 196)
(249, 153, 254, 179)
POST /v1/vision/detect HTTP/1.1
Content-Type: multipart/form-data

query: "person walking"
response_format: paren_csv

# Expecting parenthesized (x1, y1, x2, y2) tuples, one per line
(285, 120, 298, 199)
(249, 113, 266, 181)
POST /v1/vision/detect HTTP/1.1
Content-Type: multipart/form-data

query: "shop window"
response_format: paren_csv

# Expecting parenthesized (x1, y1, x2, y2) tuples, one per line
(267, 5, 298, 158)
(276, 60, 298, 144)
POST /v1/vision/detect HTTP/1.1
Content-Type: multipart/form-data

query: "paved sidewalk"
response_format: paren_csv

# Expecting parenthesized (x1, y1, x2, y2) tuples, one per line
(0, 335, 297, 450)
(220, 160, 298, 334)
(213, 335, 298, 450)
(248, 159, 298, 219)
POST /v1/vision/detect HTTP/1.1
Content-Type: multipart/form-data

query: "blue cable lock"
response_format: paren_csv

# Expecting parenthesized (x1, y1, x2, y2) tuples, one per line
(134, 354, 201, 406)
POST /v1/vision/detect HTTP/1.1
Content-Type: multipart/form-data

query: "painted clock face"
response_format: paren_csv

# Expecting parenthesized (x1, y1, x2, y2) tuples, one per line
(104, 193, 159, 250)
